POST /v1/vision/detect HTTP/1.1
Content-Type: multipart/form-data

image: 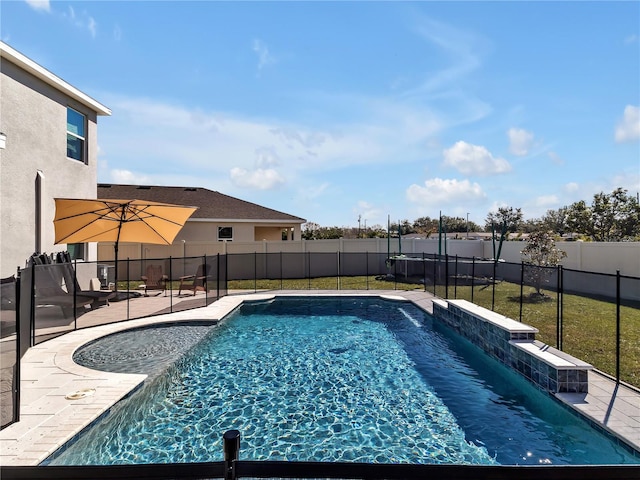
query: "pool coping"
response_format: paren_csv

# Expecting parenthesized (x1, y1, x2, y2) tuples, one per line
(0, 290, 638, 466)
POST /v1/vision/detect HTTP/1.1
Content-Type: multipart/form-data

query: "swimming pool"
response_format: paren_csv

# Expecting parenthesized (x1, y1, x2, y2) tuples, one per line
(46, 296, 638, 466)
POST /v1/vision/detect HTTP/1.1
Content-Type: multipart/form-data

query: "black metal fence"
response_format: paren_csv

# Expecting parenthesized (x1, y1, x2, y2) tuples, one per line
(3, 429, 639, 479)
(0, 274, 19, 430)
(4, 250, 638, 433)
(16, 253, 227, 350)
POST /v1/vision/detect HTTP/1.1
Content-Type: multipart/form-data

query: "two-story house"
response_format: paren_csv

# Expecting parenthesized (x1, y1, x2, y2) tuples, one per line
(0, 41, 111, 278)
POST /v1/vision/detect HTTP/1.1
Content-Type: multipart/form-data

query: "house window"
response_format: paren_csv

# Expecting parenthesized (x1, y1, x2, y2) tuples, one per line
(218, 227, 233, 241)
(67, 243, 85, 261)
(67, 107, 86, 163)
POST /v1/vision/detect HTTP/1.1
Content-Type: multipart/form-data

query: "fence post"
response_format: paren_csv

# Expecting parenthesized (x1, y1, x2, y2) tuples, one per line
(394, 254, 398, 291)
(223, 429, 240, 480)
(126, 258, 130, 321)
(366, 252, 369, 290)
(491, 260, 496, 310)
(616, 270, 621, 382)
(254, 252, 257, 293)
(337, 251, 340, 290)
(216, 253, 220, 298)
(29, 265, 35, 347)
(445, 254, 449, 299)
(73, 258, 78, 330)
(432, 254, 437, 296)
(454, 255, 458, 298)
(519, 262, 524, 322)
(307, 251, 311, 290)
(15, 269, 21, 424)
(422, 252, 427, 293)
(471, 256, 475, 304)
(202, 255, 207, 303)
(169, 256, 173, 312)
(280, 251, 283, 290)
(557, 265, 563, 350)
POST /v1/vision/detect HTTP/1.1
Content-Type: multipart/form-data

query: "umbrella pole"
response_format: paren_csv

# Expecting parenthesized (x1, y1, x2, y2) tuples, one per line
(114, 209, 126, 293)
(114, 243, 119, 292)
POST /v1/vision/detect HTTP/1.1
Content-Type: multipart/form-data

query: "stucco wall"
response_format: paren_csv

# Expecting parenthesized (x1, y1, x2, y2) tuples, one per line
(481, 240, 640, 276)
(0, 59, 99, 277)
(174, 221, 300, 243)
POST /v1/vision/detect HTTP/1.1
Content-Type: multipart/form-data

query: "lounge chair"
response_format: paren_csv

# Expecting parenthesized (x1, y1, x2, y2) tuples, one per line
(29, 253, 94, 317)
(55, 252, 115, 308)
(178, 263, 211, 296)
(141, 264, 168, 296)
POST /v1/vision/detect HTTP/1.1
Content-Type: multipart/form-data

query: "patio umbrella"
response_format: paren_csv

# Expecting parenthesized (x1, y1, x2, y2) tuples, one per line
(53, 198, 198, 292)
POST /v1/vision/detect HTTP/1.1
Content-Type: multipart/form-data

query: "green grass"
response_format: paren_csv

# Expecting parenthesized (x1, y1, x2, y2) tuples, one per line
(228, 276, 425, 291)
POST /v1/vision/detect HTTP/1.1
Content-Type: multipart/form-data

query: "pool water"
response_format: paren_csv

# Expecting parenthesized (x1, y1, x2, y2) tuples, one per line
(47, 297, 638, 466)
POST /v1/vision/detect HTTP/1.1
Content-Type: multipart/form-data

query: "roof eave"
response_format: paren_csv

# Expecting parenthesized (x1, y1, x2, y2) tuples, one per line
(1, 41, 111, 116)
(189, 218, 306, 224)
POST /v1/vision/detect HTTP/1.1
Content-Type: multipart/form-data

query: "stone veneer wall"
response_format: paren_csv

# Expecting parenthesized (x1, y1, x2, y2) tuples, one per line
(432, 300, 590, 394)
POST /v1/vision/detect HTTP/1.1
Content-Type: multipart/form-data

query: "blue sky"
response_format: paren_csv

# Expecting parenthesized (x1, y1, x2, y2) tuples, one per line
(4, 1, 639, 229)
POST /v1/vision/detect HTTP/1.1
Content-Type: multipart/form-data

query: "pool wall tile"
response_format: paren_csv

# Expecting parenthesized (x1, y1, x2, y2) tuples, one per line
(433, 300, 592, 394)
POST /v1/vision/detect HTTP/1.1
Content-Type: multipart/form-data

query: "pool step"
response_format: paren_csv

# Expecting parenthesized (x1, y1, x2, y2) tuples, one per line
(432, 299, 592, 394)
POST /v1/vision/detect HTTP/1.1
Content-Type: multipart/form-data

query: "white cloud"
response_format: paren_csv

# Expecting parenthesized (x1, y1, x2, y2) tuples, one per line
(406, 177, 486, 207)
(624, 34, 638, 45)
(353, 201, 384, 227)
(532, 194, 559, 208)
(61, 5, 97, 38)
(255, 147, 280, 168)
(110, 169, 151, 184)
(564, 182, 579, 193)
(87, 16, 97, 38)
(548, 151, 563, 165)
(300, 182, 330, 201)
(98, 93, 444, 189)
(252, 39, 276, 73)
(508, 128, 534, 156)
(408, 16, 488, 96)
(230, 167, 285, 190)
(24, 0, 50, 12)
(443, 141, 511, 176)
(25, 1, 98, 37)
(615, 105, 640, 143)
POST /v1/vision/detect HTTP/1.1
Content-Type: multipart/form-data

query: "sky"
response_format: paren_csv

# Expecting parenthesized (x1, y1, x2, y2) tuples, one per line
(3, 1, 639, 229)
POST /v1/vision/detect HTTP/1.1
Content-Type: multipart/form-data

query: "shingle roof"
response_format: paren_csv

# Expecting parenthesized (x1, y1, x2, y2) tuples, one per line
(97, 184, 305, 223)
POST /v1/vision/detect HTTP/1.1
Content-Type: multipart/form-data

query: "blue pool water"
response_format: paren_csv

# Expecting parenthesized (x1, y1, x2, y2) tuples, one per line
(47, 297, 638, 466)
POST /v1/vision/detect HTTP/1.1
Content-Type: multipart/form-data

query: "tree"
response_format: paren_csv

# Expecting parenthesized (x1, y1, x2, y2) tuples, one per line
(566, 188, 640, 241)
(365, 225, 388, 238)
(301, 223, 344, 240)
(540, 207, 569, 236)
(485, 207, 524, 233)
(441, 215, 480, 233)
(412, 216, 438, 236)
(521, 230, 567, 298)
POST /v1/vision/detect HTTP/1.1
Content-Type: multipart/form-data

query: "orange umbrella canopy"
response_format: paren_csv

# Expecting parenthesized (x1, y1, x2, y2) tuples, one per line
(54, 198, 198, 246)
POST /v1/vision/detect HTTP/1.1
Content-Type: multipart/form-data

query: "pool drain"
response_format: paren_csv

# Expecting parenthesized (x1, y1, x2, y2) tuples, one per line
(65, 388, 96, 400)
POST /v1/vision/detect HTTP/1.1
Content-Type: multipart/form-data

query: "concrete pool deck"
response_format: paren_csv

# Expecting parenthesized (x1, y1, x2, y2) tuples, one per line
(0, 290, 638, 466)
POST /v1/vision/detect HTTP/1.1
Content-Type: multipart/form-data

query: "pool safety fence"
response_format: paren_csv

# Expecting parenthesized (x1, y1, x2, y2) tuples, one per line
(0, 273, 19, 431)
(4, 251, 639, 431)
(2, 429, 640, 479)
